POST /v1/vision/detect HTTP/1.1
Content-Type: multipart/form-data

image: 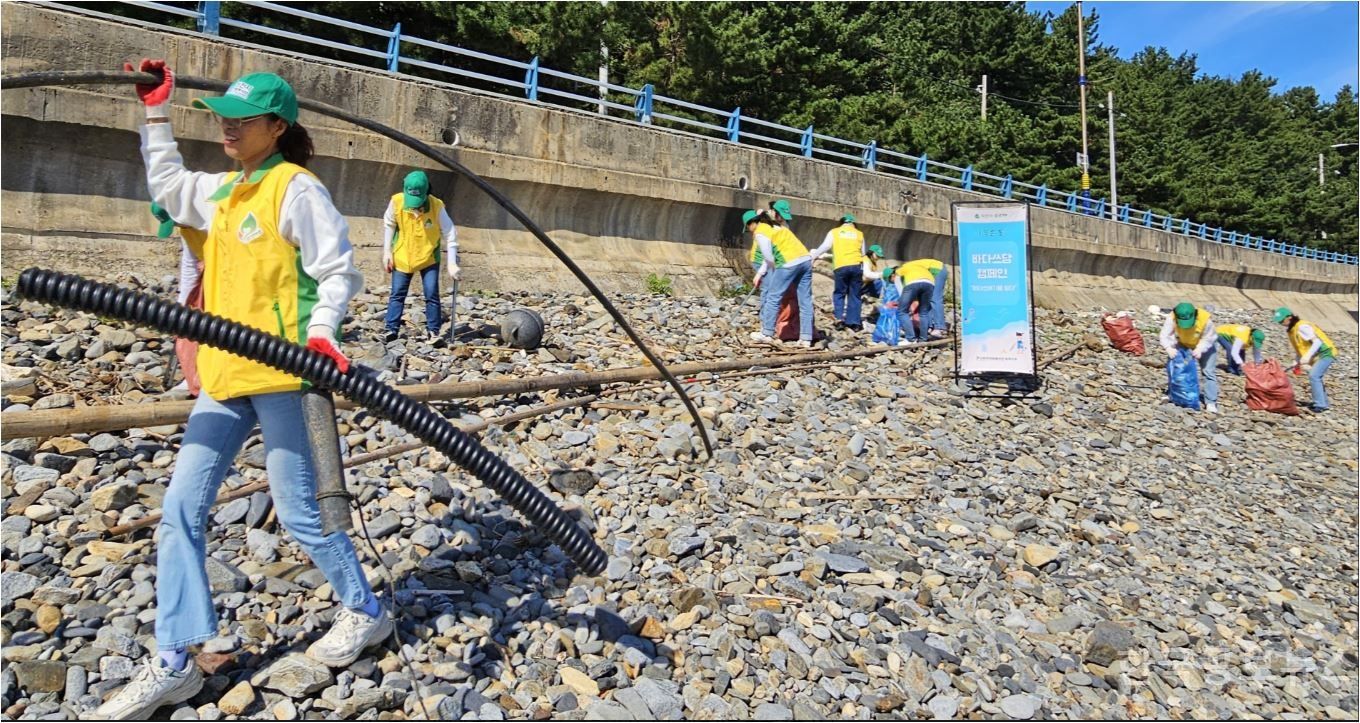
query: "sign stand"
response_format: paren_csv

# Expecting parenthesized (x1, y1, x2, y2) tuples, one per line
(950, 201, 1040, 399)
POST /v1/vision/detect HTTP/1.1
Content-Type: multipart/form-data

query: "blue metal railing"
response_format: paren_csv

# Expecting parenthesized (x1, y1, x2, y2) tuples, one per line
(60, 0, 1358, 266)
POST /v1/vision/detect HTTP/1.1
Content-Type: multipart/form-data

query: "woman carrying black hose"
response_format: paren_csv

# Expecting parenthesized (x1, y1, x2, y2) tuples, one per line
(91, 60, 388, 720)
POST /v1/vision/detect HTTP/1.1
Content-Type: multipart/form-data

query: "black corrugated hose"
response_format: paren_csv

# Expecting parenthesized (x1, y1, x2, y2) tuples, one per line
(16, 267, 609, 575)
(0, 69, 714, 459)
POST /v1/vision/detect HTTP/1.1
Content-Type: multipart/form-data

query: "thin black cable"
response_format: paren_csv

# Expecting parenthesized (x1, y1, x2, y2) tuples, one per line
(0, 69, 714, 460)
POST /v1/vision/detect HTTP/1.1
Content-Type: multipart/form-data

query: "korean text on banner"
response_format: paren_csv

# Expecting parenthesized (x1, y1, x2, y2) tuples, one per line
(956, 203, 1035, 376)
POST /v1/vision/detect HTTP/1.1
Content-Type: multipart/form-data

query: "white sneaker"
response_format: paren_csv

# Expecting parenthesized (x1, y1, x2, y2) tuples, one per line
(305, 604, 394, 668)
(87, 659, 203, 720)
(749, 332, 777, 344)
(793, 339, 813, 349)
(1205, 402, 1218, 414)
(896, 339, 913, 347)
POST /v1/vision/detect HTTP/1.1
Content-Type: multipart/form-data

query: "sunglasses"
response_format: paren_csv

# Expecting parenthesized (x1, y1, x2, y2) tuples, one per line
(214, 114, 270, 131)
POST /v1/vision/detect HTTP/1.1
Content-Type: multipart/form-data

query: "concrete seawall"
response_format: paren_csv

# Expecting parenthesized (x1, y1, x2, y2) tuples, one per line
(3, 4, 1356, 328)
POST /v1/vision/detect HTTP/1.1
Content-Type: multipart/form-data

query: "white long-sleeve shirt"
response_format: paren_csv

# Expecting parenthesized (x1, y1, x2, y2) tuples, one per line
(1159, 313, 1217, 355)
(176, 240, 199, 305)
(1294, 323, 1325, 365)
(381, 198, 457, 267)
(141, 120, 362, 336)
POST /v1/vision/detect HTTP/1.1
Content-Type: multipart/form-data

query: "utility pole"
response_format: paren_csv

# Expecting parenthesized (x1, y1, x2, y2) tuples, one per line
(980, 74, 988, 121)
(1077, 1, 1091, 213)
(1107, 90, 1117, 216)
(1318, 153, 1325, 187)
(598, 1, 609, 116)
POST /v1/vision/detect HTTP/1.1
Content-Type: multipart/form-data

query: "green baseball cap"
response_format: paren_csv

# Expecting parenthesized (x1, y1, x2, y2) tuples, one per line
(771, 199, 794, 221)
(1250, 329, 1265, 347)
(742, 209, 760, 225)
(149, 202, 175, 239)
(1173, 302, 1197, 329)
(868, 244, 883, 257)
(841, 213, 856, 224)
(1273, 307, 1292, 324)
(402, 170, 430, 209)
(882, 266, 895, 281)
(193, 72, 299, 125)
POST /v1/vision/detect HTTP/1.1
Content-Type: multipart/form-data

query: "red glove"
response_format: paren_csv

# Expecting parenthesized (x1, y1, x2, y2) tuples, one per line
(306, 336, 350, 374)
(1291, 365, 1303, 376)
(123, 59, 174, 107)
(885, 301, 899, 310)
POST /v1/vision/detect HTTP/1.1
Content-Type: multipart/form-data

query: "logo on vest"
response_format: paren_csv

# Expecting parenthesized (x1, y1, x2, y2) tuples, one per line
(238, 212, 263, 244)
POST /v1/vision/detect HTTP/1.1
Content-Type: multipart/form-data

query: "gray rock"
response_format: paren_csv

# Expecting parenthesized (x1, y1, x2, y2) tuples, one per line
(1000, 694, 1040, 719)
(1085, 621, 1134, 667)
(753, 702, 794, 720)
(367, 511, 402, 537)
(206, 557, 250, 593)
(2, 571, 41, 604)
(251, 654, 335, 697)
(213, 497, 251, 526)
(817, 551, 869, 573)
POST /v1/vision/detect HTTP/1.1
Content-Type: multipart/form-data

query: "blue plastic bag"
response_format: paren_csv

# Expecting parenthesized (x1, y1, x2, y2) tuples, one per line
(872, 283, 901, 345)
(1167, 347, 1201, 409)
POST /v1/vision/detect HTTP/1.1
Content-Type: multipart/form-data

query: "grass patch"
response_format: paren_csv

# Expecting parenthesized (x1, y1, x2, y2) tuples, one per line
(645, 273, 674, 297)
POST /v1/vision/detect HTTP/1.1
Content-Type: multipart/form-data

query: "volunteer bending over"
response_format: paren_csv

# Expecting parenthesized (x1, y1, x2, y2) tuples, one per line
(1275, 307, 1336, 413)
(1159, 302, 1219, 413)
(95, 61, 388, 720)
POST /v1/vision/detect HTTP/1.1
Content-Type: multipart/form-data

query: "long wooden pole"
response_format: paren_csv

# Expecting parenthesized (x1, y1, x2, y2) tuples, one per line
(2, 340, 951, 439)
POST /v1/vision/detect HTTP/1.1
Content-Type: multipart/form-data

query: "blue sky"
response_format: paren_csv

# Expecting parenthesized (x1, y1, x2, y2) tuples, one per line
(1028, 1, 1359, 98)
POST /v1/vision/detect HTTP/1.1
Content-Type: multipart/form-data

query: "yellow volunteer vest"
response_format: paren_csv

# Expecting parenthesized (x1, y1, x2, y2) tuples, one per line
(1216, 324, 1252, 346)
(769, 225, 809, 267)
(906, 258, 945, 275)
(199, 157, 320, 400)
(390, 194, 445, 274)
(896, 262, 936, 285)
(179, 226, 208, 260)
(1174, 309, 1210, 348)
(830, 225, 865, 269)
(1289, 320, 1336, 360)
(749, 222, 778, 266)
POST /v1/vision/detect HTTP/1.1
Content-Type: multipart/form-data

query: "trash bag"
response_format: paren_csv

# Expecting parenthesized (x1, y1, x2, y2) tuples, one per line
(174, 277, 204, 397)
(1166, 348, 1201, 409)
(872, 283, 902, 345)
(774, 283, 820, 342)
(1101, 313, 1146, 356)
(1244, 359, 1300, 415)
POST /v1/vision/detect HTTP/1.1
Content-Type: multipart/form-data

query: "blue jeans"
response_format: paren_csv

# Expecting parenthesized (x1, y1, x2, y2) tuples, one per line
(896, 282, 932, 342)
(761, 262, 813, 340)
(753, 262, 770, 310)
(1309, 355, 1334, 410)
(156, 392, 373, 649)
(1196, 344, 1220, 405)
(929, 268, 949, 331)
(385, 264, 441, 334)
(1216, 337, 1262, 374)
(832, 265, 864, 326)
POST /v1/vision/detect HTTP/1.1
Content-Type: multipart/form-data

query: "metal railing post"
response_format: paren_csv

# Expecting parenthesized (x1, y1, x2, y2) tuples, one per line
(1066, 192, 1078, 212)
(1119, 204, 1130, 223)
(726, 107, 741, 143)
(916, 154, 928, 182)
(634, 83, 653, 124)
(862, 141, 877, 171)
(1001, 175, 1013, 198)
(197, 1, 220, 35)
(386, 23, 402, 72)
(1036, 184, 1047, 206)
(524, 56, 539, 101)
(1094, 198, 1106, 218)
(962, 165, 974, 191)
(800, 125, 813, 158)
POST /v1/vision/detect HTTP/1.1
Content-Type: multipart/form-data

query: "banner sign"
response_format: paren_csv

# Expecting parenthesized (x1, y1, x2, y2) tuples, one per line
(954, 202, 1036, 377)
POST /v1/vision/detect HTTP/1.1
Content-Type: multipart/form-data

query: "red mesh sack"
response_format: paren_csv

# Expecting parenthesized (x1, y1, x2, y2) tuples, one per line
(1244, 359, 1300, 415)
(173, 277, 204, 397)
(1101, 313, 1146, 356)
(775, 284, 821, 342)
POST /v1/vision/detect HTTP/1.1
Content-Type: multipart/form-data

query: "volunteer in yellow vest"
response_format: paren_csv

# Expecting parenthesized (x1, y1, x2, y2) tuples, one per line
(902, 257, 949, 338)
(151, 202, 207, 397)
(751, 199, 815, 347)
(1215, 323, 1264, 375)
(811, 213, 867, 329)
(1159, 302, 1220, 413)
(382, 170, 458, 344)
(100, 62, 387, 720)
(744, 209, 777, 309)
(1275, 307, 1336, 412)
(890, 261, 936, 344)
(861, 244, 885, 300)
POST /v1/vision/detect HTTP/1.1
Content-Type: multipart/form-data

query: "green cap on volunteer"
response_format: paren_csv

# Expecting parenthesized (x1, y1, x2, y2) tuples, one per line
(868, 244, 883, 257)
(882, 266, 895, 281)
(1173, 302, 1197, 329)
(771, 199, 793, 221)
(841, 213, 855, 224)
(192, 72, 299, 125)
(402, 171, 430, 210)
(741, 209, 760, 225)
(150, 202, 175, 239)
(1273, 307, 1292, 324)
(1250, 329, 1265, 347)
